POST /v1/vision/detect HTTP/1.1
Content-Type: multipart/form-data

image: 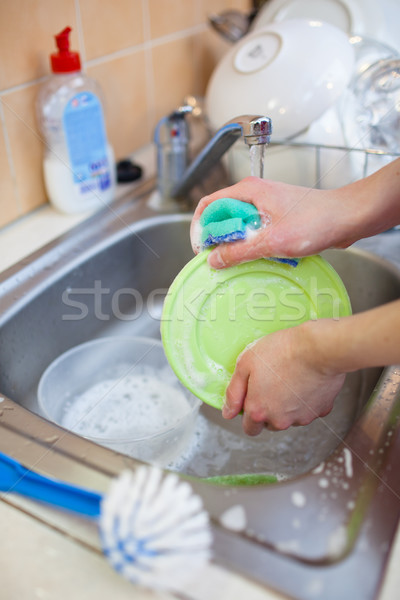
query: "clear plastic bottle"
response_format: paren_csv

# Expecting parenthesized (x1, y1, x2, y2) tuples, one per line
(36, 27, 115, 214)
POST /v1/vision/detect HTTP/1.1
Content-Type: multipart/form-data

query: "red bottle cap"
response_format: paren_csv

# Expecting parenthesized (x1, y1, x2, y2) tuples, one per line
(50, 27, 81, 73)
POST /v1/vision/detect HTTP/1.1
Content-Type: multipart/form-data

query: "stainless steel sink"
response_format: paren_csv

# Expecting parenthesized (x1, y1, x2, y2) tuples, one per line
(1, 177, 400, 599)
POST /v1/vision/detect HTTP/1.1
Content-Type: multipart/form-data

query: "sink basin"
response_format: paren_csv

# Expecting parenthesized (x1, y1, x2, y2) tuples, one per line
(1, 178, 400, 599)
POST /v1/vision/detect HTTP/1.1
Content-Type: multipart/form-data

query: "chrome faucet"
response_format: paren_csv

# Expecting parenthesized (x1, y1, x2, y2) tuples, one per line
(154, 107, 272, 204)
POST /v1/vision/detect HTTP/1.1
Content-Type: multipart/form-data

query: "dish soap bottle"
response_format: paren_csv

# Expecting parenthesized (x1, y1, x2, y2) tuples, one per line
(37, 27, 115, 214)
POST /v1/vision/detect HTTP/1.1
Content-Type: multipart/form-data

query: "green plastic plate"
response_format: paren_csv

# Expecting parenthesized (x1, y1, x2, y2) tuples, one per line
(161, 250, 351, 410)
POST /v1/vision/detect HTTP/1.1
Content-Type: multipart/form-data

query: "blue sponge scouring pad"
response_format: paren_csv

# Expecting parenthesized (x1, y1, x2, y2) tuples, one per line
(199, 197, 299, 267)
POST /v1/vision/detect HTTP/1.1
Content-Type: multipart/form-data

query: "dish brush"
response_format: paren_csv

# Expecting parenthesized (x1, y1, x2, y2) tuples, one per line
(0, 450, 212, 592)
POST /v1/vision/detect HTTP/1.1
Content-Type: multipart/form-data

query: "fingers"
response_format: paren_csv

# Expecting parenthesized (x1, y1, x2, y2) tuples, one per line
(207, 230, 274, 269)
(242, 412, 265, 436)
(194, 178, 260, 219)
(223, 349, 268, 437)
(222, 365, 248, 420)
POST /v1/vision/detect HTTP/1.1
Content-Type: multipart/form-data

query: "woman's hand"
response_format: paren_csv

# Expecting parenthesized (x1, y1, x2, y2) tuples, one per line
(191, 176, 359, 269)
(222, 322, 346, 435)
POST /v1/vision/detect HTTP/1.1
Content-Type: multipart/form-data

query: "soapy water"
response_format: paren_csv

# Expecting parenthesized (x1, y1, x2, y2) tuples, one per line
(61, 366, 193, 440)
(166, 371, 364, 479)
(60, 361, 364, 481)
(166, 413, 286, 481)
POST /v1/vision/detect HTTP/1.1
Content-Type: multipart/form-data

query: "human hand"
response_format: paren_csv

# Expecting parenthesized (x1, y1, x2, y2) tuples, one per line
(222, 322, 346, 435)
(191, 176, 358, 269)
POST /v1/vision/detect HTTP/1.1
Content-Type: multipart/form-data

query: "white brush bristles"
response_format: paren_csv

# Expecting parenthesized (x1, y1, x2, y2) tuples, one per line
(99, 466, 213, 592)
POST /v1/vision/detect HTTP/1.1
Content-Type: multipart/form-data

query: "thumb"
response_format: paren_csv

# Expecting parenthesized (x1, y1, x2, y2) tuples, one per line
(207, 234, 273, 269)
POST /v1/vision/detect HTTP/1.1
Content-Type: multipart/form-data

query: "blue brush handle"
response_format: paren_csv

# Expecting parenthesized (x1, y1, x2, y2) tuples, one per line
(0, 450, 102, 518)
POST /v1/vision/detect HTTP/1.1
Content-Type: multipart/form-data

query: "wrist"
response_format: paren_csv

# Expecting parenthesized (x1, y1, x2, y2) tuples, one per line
(334, 158, 400, 242)
(300, 299, 400, 377)
(324, 184, 372, 249)
(299, 318, 349, 376)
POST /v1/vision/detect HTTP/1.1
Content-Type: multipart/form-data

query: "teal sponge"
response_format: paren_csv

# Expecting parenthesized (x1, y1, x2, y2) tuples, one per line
(200, 198, 261, 247)
(199, 197, 300, 267)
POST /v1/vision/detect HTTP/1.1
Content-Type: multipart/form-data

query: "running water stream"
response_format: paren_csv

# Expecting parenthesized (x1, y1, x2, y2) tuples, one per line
(249, 143, 266, 178)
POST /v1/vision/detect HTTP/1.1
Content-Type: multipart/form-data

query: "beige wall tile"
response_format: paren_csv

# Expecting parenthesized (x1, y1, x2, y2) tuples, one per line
(0, 0, 78, 90)
(201, 0, 236, 19)
(148, 0, 198, 39)
(80, 0, 144, 60)
(152, 36, 200, 124)
(193, 29, 232, 95)
(201, 0, 252, 20)
(2, 85, 47, 214)
(87, 51, 150, 159)
(0, 117, 19, 227)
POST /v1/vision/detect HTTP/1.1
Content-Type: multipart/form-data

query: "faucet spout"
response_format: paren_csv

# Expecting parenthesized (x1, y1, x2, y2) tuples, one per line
(224, 115, 272, 146)
(152, 110, 272, 203)
(171, 114, 272, 200)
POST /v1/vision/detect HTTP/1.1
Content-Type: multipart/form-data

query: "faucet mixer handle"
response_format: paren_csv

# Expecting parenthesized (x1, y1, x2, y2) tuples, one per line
(154, 105, 192, 146)
(154, 105, 195, 202)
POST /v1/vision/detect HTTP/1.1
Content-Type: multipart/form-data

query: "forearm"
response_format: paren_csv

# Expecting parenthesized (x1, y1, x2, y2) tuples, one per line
(336, 158, 400, 243)
(306, 298, 400, 375)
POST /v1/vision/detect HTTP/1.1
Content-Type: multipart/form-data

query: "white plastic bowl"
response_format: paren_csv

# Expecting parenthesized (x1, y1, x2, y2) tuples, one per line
(205, 18, 355, 139)
(38, 337, 201, 466)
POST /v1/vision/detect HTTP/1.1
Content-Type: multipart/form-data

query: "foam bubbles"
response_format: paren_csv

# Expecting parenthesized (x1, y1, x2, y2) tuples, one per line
(61, 366, 192, 441)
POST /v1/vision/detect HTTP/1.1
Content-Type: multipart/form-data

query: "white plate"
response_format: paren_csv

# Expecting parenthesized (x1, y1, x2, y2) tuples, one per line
(250, 0, 385, 38)
(206, 19, 354, 139)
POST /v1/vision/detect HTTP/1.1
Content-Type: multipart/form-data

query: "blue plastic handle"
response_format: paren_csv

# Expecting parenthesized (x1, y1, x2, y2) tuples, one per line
(0, 450, 102, 518)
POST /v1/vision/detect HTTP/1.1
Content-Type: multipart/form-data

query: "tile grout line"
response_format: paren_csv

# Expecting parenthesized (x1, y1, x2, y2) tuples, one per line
(0, 77, 48, 98)
(141, 0, 156, 135)
(74, 0, 87, 64)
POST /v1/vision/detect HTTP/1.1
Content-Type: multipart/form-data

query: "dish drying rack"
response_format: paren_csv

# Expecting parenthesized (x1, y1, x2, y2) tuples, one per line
(268, 138, 400, 189)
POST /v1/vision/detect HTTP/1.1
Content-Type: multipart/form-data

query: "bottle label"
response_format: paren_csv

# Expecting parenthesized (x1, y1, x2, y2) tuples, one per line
(63, 92, 111, 193)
